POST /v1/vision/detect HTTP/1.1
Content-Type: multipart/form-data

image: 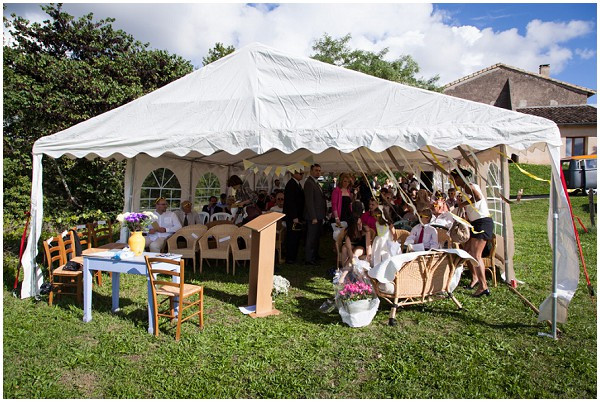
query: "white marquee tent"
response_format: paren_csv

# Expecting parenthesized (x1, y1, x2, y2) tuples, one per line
(26, 43, 579, 326)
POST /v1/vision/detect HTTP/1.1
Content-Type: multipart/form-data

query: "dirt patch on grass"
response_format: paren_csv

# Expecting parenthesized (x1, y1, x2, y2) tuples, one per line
(58, 368, 101, 398)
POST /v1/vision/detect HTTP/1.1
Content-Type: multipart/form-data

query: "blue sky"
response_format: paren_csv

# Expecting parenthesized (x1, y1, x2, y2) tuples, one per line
(4, 3, 597, 103)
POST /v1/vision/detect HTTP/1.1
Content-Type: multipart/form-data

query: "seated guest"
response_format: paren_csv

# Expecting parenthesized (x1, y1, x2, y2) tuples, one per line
(404, 208, 438, 251)
(446, 187, 459, 210)
(272, 178, 284, 191)
(415, 189, 432, 212)
(400, 201, 418, 224)
(202, 195, 223, 217)
(217, 193, 228, 210)
(341, 203, 371, 268)
(266, 189, 283, 210)
(409, 188, 418, 203)
(256, 192, 268, 211)
(175, 200, 201, 226)
(269, 192, 285, 213)
(432, 192, 449, 214)
(360, 197, 379, 231)
(431, 194, 454, 229)
(146, 197, 182, 252)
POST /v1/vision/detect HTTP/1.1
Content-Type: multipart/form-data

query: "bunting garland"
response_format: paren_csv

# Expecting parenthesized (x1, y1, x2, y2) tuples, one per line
(241, 156, 314, 177)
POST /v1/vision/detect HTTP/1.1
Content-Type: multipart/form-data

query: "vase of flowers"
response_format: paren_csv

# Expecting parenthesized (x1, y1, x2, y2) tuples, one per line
(116, 212, 157, 256)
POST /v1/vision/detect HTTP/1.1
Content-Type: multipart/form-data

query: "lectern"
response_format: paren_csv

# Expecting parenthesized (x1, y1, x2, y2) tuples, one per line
(243, 212, 285, 318)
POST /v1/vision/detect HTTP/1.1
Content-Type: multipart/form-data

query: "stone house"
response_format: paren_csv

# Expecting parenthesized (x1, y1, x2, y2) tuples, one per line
(443, 63, 596, 163)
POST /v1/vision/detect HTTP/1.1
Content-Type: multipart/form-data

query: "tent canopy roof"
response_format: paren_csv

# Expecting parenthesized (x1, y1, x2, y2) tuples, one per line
(33, 42, 560, 165)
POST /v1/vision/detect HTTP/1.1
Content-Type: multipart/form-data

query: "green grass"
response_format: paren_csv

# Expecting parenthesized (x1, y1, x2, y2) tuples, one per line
(509, 163, 552, 196)
(3, 198, 596, 398)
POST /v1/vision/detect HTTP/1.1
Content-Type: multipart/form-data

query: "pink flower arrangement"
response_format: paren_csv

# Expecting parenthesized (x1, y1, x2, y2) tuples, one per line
(337, 280, 375, 303)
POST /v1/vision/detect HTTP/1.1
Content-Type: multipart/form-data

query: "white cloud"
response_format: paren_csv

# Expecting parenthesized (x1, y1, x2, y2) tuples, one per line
(3, 3, 595, 84)
(576, 48, 596, 60)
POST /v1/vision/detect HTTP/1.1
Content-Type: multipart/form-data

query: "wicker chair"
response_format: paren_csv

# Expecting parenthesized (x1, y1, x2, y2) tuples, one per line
(198, 224, 237, 274)
(166, 224, 208, 274)
(436, 227, 459, 249)
(394, 229, 411, 246)
(369, 250, 468, 326)
(229, 226, 253, 275)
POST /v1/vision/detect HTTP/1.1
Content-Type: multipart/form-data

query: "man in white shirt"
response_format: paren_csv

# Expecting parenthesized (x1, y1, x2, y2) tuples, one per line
(145, 197, 182, 252)
(404, 208, 438, 251)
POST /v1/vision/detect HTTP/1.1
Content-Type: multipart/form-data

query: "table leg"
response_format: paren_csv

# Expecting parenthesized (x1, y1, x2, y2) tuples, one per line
(83, 260, 93, 323)
(147, 276, 155, 334)
(111, 272, 121, 313)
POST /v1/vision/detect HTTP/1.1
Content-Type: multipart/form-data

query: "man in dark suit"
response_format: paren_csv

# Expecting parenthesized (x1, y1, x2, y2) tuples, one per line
(304, 164, 327, 266)
(283, 169, 305, 264)
(202, 196, 223, 217)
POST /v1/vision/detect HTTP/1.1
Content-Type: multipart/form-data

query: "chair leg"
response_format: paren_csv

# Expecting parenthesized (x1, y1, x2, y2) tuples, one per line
(175, 297, 183, 341)
(95, 270, 103, 287)
(449, 292, 462, 309)
(77, 280, 83, 305)
(48, 287, 54, 306)
(200, 258, 203, 274)
(199, 288, 204, 330)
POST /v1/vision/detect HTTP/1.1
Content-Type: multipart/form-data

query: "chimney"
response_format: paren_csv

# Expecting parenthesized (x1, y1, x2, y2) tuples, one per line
(539, 64, 550, 77)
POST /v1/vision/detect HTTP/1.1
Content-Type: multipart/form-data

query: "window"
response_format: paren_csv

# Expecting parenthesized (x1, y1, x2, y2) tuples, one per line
(566, 137, 585, 157)
(255, 174, 269, 193)
(195, 172, 221, 206)
(485, 163, 503, 235)
(140, 168, 181, 211)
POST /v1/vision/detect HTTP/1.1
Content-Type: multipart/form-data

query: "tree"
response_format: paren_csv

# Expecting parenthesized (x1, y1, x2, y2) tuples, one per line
(202, 42, 235, 66)
(3, 4, 194, 224)
(311, 33, 440, 91)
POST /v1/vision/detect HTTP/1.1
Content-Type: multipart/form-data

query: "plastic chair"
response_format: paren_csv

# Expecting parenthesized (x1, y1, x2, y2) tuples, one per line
(166, 224, 208, 274)
(43, 235, 82, 306)
(229, 226, 253, 275)
(210, 212, 233, 222)
(198, 211, 209, 225)
(198, 224, 237, 274)
(144, 256, 203, 341)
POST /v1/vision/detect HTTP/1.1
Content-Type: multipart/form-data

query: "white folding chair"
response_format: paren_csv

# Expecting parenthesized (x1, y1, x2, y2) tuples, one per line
(198, 211, 209, 225)
(210, 212, 233, 222)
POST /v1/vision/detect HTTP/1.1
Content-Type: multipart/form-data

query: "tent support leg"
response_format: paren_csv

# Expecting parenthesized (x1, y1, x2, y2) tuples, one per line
(499, 146, 511, 283)
(506, 284, 561, 335)
(551, 176, 559, 340)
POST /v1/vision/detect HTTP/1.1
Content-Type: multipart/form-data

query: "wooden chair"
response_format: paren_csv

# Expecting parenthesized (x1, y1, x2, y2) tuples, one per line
(369, 251, 466, 326)
(198, 211, 210, 225)
(198, 224, 237, 274)
(166, 224, 208, 274)
(144, 257, 203, 341)
(43, 235, 82, 306)
(210, 212, 233, 222)
(90, 220, 114, 248)
(70, 225, 104, 286)
(482, 234, 498, 287)
(229, 226, 252, 275)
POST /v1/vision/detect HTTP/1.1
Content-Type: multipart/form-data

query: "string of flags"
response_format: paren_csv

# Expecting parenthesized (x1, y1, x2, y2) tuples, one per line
(242, 156, 314, 177)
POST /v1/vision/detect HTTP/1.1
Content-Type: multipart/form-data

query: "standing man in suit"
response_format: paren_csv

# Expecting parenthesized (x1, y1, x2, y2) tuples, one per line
(283, 168, 304, 264)
(304, 164, 326, 266)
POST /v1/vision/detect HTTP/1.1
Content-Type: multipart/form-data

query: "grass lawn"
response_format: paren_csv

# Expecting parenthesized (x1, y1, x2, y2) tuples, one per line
(509, 163, 551, 196)
(3, 197, 596, 398)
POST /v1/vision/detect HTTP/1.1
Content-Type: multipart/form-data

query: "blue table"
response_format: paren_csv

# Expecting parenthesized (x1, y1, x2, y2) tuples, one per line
(82, 250, 181, 334)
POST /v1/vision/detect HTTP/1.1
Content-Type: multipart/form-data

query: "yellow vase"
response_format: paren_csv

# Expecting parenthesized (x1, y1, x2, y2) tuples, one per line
(128, 231, 145, 256)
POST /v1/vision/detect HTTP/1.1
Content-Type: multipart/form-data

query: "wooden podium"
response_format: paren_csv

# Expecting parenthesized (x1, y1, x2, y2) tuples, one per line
(243, 212, 285, 318)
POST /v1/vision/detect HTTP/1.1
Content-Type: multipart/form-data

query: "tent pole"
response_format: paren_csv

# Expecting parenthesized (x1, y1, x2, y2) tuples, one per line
(551, 173, 559, 340)
(500, 146, 510, 284)
(188, 160, 193, 202)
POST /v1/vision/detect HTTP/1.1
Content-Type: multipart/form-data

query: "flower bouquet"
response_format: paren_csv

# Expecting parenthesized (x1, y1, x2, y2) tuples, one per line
(116, 212, 157, 232)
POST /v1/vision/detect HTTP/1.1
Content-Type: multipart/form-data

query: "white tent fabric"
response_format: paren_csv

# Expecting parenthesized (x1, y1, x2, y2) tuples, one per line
(26, 42, 578, 323)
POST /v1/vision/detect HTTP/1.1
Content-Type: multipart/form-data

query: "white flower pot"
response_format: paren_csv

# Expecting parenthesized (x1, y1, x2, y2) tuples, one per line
(345, 299, 371, 314)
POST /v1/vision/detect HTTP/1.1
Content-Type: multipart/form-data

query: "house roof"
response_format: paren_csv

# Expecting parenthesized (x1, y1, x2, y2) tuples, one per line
(517, 105, 597, 125)
(444, 63, 596, 97)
